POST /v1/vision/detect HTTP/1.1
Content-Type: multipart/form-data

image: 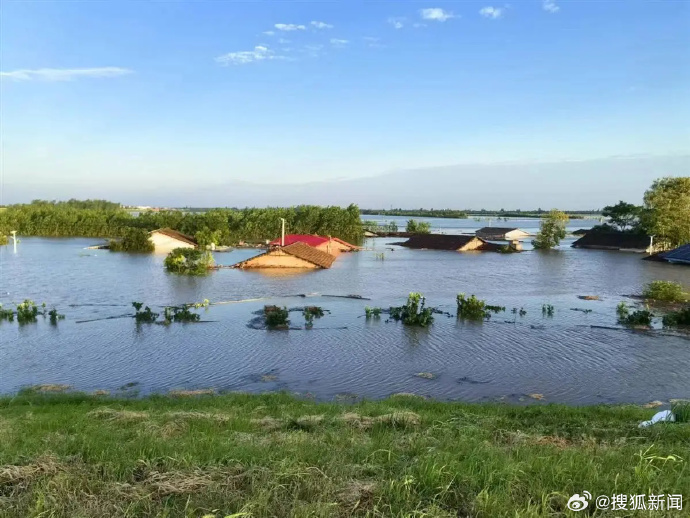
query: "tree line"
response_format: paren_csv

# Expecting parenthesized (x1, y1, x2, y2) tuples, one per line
(0, 200, 364, 246)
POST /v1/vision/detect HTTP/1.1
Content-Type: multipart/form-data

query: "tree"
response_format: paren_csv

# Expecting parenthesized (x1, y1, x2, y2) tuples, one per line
(164, 248, 214, 275)
(532, 210, 569, 250)
(602, 201, 642, 231)
(643, 177, 690, 248)
(109, 228, 154, 253)
(406, 219, 431, 234)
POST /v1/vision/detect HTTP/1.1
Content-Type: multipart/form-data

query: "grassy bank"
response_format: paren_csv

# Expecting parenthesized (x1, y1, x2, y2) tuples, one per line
(1, 391, 688, 517)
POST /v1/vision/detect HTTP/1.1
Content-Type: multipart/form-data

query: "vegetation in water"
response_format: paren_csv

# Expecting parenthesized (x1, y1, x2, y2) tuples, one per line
(363, 220, 399, 233)
(191, 299, 211, 309)
(48, 308, 65, 325)
(264, 306, 290, 329)
(542, 304, 555, 317)
(132, 302, 159, 324)
(1, 391, 688, 518)
(163, 306, 201, 324)
(405, 219, 431, 234)
(616, 302, 630, 318)
(602, 201, 643, 232)
(532, 210, 569, 250)
(374, 252, 385, 261)
(361, 208, 469, 219)
(662, 306, 690, 328)
(302, 306, 325, 328)
(619, 309, 654, 328)
(498, 244, 520, 254)
(389, 293, 434, 327)
(456, 294, 485, 320)
(0, 304, 15, 322)
(642, 281, 688, 303)
(109, 227, 154, 253)
(0, 199, 364, 244)
(365, 307, 382, 319)
(16, 300, 40, 325)
(164, 248, 214, 275)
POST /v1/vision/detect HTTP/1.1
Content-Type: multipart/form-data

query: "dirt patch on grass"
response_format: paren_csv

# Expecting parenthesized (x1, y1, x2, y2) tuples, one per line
(338, 480, 377, 509)
(339, 412, 420, 429)
(0, 456, 61, 486)
(643, 400, 664, 409)
(533, 435, 573, 449)
(251, 416, 284, 431)
(92, 390, 110, 396)
(87, 408, 150, 421)
(168, 389, 215, 397)
(165, 411, 231, 423)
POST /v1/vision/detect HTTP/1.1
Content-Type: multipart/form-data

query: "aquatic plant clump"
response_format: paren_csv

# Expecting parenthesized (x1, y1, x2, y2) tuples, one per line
(662, 306, 690, 328)
(163, 306, 201, 324)
(16, 299, 40, 325)
(619, 310, 654, 328)
(264, 305, 290, 329)
(643, 281, 688, 303)
(616, 302, 630, 318)
(0, 304, 15, 322)
(302, 306, 325, 328)
(542, 304, 555, 317)
(48, 308, 66, 325)
(132, 302, 159, 324)
(164, 248, 214, 275)
(456, 294, 487, 320)
(389, 293, 434, 327)
(365, 307, 383, 319)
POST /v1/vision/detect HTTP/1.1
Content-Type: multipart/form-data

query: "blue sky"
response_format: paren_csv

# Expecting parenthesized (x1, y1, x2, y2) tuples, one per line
(1, 0, 688, 207)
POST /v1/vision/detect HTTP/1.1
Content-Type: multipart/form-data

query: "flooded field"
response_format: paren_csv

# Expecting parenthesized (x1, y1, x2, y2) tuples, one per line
(1, 218, 689, 404)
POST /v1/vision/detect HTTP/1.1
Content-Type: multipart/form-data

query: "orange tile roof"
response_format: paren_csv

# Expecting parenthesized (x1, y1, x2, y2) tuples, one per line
(281, 242, 336, 268)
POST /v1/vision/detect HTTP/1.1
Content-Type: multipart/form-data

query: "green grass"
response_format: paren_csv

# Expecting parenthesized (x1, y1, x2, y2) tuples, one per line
(643, 281, 688, 303)
(1, 391, 689, 517)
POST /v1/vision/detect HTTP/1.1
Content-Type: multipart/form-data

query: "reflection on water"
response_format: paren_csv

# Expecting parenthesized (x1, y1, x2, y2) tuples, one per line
(1, 221, 689, 404)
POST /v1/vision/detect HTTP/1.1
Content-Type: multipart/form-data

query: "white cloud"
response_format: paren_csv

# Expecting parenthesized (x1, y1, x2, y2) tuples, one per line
(310, 21, 333, 29)
(363, 37, 384, 48)
(263, 30, 275, 36)
(215, 45, 282, 65)
(330, 38, 349, 47)
(0, 67, 133, 82)
(420, 8, 455, 22)
(479, 6, 503, 19)
(278, 38, 291, 44)
(275, 23, 306, 31)
(387, 17, 406, 29)
(303, 44, 325, 57)
(543, 0, 560, 13)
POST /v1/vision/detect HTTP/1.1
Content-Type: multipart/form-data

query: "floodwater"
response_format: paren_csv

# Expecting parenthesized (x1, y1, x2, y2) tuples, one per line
(1, 217, 689, 404)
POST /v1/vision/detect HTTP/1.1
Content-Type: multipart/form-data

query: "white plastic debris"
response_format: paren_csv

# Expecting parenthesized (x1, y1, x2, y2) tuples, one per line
(639, 410, 676, 428)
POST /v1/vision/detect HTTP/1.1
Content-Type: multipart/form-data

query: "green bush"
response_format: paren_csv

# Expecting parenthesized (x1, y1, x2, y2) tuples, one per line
(642, 281, 687, 302)
(405, 219, 431, 234)
(457, 294, 487, 320)
(132, 302, 159, 324)
(389, 293, 434, 327)
(164, 248, 214, 275)
(365, 307, 382, 319)
(48, 308, 65, 325)
(163, 306, 201, 323)
(662, 306, 690, 327)
(264, 306, 289, 329)
(16, 300, 39, 325)
(0, 234, 7, 245)
(109, 228, 154, 253)
(619, 310, 654, 327)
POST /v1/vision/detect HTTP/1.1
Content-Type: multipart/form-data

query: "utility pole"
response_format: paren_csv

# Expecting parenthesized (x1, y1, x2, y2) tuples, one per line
(10, 231, 17, 253)
(280, 218, 286, 247)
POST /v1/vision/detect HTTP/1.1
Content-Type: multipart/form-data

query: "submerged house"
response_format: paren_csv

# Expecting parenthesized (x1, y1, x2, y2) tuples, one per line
(476, 227, 530, 241)
(660, 244, 690, 265)
(395, 234, 503, 252)
(268, 234, 359, 254)
(571, 232, 653, 253)
(232, 242, 336, 269)
(149, 228, 198, 253)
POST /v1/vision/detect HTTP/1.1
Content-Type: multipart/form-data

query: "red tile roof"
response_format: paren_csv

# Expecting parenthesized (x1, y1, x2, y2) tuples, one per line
(233, 242, 336, 269)
(269, 234, 329, 247)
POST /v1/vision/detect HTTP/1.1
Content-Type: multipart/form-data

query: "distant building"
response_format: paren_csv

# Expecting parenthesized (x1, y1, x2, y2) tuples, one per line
(571, 232, 653, 253)
(476, 227, 530, 241)
(660, 244, 690, 265)
(233, 242, 336, 269)
(268, 234, 359, 255)
(395, 234, 502, 252)
(149, 228, 198, 253)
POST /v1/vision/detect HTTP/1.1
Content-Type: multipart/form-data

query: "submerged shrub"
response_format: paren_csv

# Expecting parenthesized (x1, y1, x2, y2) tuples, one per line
(457, 294, 487, 320)
(109, 228, 154, 253)
(643, 281, 687, 302)
(619, 310, 654, 327)
(163, 306, 201, 324)
(616, 302, 630, 318)
(164, 248, 214, 275)
(303, 306, 325, 328)
(365, 307, 382, 319)
(132, 302, 159, 324)
(542, 304, 555, 317)
(16, 300, 39, 325)
(662, 306, 690, 328)
(389, 293, 434, 327)
(264, 306, 289, 329)
(48, 308, 65, 325)
(0, 304, 15, 322)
